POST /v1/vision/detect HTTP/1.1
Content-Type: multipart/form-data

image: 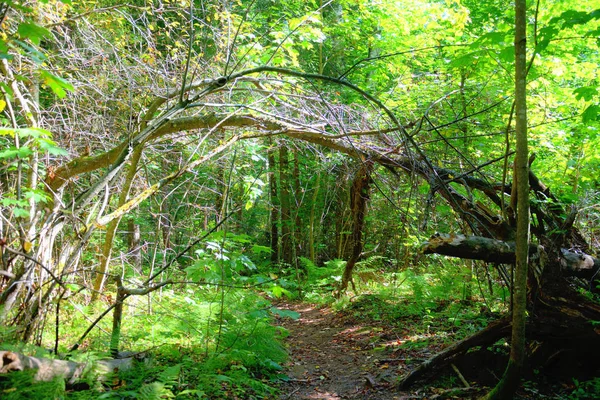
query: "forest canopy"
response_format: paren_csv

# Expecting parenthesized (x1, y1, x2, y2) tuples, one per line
(1, 0, 600, 398)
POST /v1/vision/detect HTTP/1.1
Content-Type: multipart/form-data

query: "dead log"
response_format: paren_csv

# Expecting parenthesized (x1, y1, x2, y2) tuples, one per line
(422, 233, 600, 282)
(398, 317, 511, 389)
(0, 351, 133, 383)
(401, 232, 600, 389)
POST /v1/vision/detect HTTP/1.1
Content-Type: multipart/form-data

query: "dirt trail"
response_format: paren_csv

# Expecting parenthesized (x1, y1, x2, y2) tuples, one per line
(276, 302, 410, 400)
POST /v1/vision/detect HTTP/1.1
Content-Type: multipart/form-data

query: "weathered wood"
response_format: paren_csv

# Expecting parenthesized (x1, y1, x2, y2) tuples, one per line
(0, 351, 133, 383)
(422, 233, 539, 263)
(421, 233, 600, 282)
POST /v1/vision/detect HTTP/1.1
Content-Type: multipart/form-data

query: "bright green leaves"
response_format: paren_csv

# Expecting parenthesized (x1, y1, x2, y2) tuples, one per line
(0, 127, 52, 138)
(186, 232, 262, 283)
(582, 105, 600, 123)
(1, 197, 30, 218)
(574, 87, 600, 123)
(0, 127, 68, 158)
(2, 2, 74, 98)
(0, 146, 33, 160)
(17, 22, 51, 46)
(0, 187, 50, 219)
(549, 8, 600, 30)
(39, 70, 75, 98)
(537, 25, 560, 53)
(574, 86, 598, 102)
(538, 8, 600, 52)
(37, 137, 69, 155)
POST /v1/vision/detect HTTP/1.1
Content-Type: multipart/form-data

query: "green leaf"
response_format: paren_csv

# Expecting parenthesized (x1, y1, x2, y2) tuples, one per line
(556, 10, 594, 29)
(574, 86, 598, 101)
(38, 138, 69, 155)
(24, 189, 51, 204)
(39, 70, 74, 98)
(0, 39, 8, 55)
(251, 245, 272, 255)
(1, 82, 13, 98)
(14, 39, 47, 63)
(17, 22, 51, 45)
(449, 51, 481, 68)
(269, 285, 291, 299)
(476, 31, 508, 46)
(1, 198, 28, 207)
(537, 26, 559, 53)
(0, 146, 33, 159)
(0, 127, 52, 138)
(262, 358, 283, 371)
(582, 104, 600, 123)
(13, 208, 30, 218)
(498, 46, 514, 63)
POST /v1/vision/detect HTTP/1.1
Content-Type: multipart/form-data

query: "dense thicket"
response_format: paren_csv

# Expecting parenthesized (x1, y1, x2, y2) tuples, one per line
(1, 0, 599, 398)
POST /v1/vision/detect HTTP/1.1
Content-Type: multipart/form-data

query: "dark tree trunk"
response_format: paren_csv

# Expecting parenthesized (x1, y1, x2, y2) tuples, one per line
(267, 142, 279, 263)
(338, 161, 373, 294)
(279, 144, 293, 266)
(293, 149, 303, 260)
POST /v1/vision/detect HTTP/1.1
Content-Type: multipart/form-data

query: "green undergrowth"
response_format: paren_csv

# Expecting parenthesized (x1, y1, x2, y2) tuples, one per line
(1, 288, 297, 399)
(293, 256, 510, 348)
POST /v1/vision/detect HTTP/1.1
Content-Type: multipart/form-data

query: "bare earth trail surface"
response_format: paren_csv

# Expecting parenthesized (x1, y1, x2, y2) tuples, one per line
(275, 302, 425, 400)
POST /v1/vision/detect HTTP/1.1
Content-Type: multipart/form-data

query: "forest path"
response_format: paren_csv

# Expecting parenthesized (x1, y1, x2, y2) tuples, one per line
(275, 301, 412, 400)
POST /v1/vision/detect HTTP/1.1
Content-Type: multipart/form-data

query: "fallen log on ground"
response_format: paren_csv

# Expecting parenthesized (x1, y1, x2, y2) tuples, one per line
(398, 317, 511, 389)
(399, 230, 600, 389)
(0, 351, 134, 383)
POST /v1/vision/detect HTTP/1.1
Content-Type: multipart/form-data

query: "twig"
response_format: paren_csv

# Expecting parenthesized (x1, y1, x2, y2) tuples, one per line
(451, 363, 470, 388)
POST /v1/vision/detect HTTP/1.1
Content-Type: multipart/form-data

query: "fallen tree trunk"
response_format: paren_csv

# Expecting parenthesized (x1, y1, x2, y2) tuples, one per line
(0, 351, 134, 383)
(422, 233, 600, 282)
(399, 232, 600, 389)
(398, 317, 511, 389)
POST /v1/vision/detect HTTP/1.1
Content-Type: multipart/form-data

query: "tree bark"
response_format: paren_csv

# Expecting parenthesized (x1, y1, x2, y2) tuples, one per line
(279, 144, 293, 266)
(91, 147, 143, 302)
(268, 142, 280, 264)
(338, 162, 373, 294)
(485, 3, 529, 396)
(308, 172, 321, 263)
